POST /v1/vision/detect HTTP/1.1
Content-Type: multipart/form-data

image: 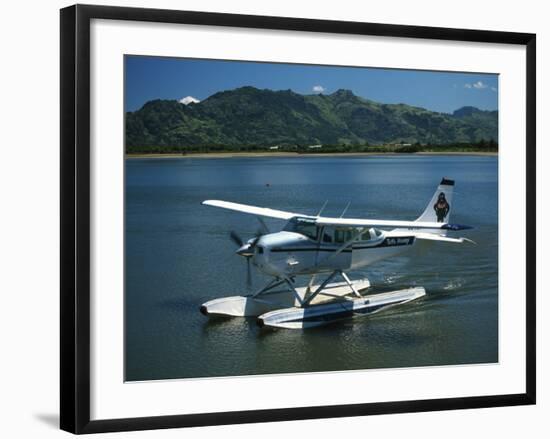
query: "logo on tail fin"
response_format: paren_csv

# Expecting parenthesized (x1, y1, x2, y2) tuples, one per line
(416, 178, 454, 227)
(433, 192, 450, 222)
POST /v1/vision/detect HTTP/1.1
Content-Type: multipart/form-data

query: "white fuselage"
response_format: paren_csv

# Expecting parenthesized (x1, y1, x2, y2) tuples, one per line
(250, 229, 416, 277)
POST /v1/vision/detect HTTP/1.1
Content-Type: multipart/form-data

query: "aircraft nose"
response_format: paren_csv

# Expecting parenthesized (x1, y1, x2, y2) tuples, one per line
(236, 244, 254, 257)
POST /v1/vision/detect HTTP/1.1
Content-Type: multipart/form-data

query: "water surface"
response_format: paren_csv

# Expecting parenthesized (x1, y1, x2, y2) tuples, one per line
(125, 155, 498, 381)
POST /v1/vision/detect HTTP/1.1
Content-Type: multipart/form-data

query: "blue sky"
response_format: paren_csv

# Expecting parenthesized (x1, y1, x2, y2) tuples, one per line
(125, 56, 498, 114)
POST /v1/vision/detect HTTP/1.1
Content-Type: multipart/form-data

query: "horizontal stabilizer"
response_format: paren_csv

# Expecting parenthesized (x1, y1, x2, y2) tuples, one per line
(387, 230, 476, 244)
(414, 233, 476, 244)
(441, 223, 473, 231)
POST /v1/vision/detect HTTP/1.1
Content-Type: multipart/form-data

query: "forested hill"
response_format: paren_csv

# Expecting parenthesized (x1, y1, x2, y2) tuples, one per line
(125, 86, 498, 152)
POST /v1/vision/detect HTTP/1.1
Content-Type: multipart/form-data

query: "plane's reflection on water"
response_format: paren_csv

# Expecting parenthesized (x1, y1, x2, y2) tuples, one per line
(125, 155, 498, 381)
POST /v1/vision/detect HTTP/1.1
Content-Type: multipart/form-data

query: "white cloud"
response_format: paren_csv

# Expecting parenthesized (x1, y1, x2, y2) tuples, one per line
(491, 86, 498, 92)
(312, 85, 326, 93)
(179, 96, 200, 105)
(464, 81, 489, 90)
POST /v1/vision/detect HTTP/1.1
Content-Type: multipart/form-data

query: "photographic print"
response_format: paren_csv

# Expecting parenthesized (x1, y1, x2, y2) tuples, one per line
(124, 56, 498, 382)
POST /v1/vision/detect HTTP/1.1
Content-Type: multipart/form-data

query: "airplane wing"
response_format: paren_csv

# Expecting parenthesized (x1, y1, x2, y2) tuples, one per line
(202, 200, 301, 220)
(315, 216, 471, 231)
(203, 200, 472, 231)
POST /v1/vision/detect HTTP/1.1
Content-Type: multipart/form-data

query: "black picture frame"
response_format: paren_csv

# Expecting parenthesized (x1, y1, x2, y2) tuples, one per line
(60, 4, 536, 434)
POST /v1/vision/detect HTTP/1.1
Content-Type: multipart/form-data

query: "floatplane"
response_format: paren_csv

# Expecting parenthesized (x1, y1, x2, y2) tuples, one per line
(200, 178, 473, 329)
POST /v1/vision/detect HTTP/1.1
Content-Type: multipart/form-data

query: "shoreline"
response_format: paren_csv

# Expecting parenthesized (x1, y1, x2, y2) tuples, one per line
(125, 151, 498, 159)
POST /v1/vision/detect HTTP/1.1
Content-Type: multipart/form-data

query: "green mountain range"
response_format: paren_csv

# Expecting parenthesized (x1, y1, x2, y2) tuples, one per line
(126, 86, 498, 153)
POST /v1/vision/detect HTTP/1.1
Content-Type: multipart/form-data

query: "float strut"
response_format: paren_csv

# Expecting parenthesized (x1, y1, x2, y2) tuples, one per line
(301, 270, 340, 306)
(340, 271, 362, 298)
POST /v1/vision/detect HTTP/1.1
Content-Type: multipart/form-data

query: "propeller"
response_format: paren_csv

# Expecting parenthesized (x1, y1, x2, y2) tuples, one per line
(246, 257, 252, 292)
(229, 230, 244, 247)
(228, 230, 264, 293)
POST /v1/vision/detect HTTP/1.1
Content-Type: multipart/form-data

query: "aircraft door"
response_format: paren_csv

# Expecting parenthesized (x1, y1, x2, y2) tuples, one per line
(316, 227, 353, 271)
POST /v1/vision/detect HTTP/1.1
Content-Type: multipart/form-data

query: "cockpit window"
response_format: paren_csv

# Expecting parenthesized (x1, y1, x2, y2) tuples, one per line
(284, 217, 319, 241)
(322, 231, 333, 243)
(324, 227, 359, 243)
(370, 227, 383, 238)
(361, 229, 371, 241)
(362, 228, 383, 240)
(300, 225, 318, 240)
(284, 221, 383, 243)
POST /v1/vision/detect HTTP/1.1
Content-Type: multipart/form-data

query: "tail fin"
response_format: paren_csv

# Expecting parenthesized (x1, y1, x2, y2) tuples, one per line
(416, 178, 454, 233)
